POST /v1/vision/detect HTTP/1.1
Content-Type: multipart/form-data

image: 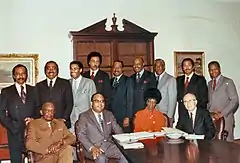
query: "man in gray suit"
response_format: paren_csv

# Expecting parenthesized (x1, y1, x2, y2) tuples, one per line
(76, 93, 128, 163)
(69, 61, 96, 134)
(208, 61, 239, 141)
(154, 59, 177, 126)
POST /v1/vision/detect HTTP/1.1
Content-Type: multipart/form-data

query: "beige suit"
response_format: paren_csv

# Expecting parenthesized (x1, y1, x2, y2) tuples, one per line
(208, 75, 239, 141)
(25, 118, 76, 163)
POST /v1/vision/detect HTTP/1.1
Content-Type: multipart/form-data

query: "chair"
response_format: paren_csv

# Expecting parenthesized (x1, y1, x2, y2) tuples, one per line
(162, 113, 170, 127)
(210, 112, 228, 140)
(0, 123, 10, 161)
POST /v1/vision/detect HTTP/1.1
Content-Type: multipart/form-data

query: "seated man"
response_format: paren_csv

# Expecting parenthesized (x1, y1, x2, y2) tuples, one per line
(76, 93, 128, 163)
(25, 102, 76, 163)
(134, 88, 166, 132)
(176, 93, 216, 139)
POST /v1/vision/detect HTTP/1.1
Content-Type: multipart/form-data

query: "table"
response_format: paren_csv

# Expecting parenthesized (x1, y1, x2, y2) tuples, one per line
(117, 138, 240, 163)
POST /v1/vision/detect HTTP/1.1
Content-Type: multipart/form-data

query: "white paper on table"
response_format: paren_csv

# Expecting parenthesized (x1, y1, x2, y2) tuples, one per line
(185, 134, 204, 140)
(162, 127, 188, 136)
(118, 142, 144, 149)
(113, 132, 155, 143)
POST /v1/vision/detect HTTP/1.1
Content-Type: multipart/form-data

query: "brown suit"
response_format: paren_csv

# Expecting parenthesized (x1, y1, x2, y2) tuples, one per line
(25, 118, 76, 163)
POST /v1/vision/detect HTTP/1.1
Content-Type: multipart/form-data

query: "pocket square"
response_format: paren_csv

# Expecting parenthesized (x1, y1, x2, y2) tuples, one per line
(107, 122, 111, 125)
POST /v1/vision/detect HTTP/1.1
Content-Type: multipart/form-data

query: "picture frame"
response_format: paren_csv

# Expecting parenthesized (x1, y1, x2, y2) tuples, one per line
(174, 51, 205, 77)
(0, 54, 39, 89)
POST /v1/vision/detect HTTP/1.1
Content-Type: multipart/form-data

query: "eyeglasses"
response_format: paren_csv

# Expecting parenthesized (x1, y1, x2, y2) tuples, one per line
(93, 100, 105, 103)
(183, 99, 196, 103)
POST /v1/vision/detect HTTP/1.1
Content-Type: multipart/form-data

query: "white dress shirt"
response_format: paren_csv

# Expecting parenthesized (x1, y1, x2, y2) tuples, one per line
(15, 83, 26, 97)
(47, 76, 57, 87)
(188, 107, 197, 128)
(90, 68, 99, 77)
(185, 72, 194, 83)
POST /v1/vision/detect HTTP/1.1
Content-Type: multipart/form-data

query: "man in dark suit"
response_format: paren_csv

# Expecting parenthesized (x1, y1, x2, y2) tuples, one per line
(82, 52, 111, 104)
(36, 61, 73, 128)
(109, 60, 133, 132)
(176, 58, 208, 118)
(176, 93, 216, 139)
(76, 93, 128, 163)
(130, 57, 157, 114)
(0, 64, 40, 163)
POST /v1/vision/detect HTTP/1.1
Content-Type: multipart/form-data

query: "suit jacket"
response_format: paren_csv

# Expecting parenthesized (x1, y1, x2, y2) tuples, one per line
(76, 109, 123, 154)
(25, 118, 76, 161)
(156, 72, 177, 118)
(130, 70, 157, 114)
(69, 77, 96, 133)
(36, 77, 73, 128)
(208, 75, 239, 140)
(0, 84, 40, 136)
(176, 107, 216, 139)
(177, 73, 208, 116)
(83, 70, 111, 102)
(109, 75, 134, 124)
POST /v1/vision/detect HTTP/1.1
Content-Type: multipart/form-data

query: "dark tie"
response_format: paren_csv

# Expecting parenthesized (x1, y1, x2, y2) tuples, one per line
(213, 79, 217, 90)
(20, 86, 26, 104)
(98, 114, 104, 132)
(49, 80, 53, 89)
(91, 72, 94, 80)
(156, 75, 160, 86)
(136, 73, 140, 82)
(190, 112, 194, 130)
(112, 77, 118, 87)
(184, 77, 189, 90)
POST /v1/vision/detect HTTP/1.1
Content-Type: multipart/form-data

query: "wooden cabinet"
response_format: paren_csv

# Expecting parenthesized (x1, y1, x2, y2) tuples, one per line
(69, 14, 158, 76)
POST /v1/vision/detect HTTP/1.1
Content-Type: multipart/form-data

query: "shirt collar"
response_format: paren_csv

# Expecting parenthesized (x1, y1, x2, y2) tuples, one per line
(15, 82, 26, 90)
(114, 73, 123, 81)
(47, 76, 57, 86)
(137, 68, 144, 77)
(185, 72, 194, 81)
(213, 74, 221, 83)
(72, 75, 82, 82)
(90, 69, 99, 76)
(155, 71, 165, 79)
(92, 109, 103, 119)
(188, 107, 197, 116)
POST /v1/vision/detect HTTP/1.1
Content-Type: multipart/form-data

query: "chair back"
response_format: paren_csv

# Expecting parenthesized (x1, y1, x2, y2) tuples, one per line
(0, 123, 10, 160)
(210, 113, 228, 140)
(162, 113, 170, 127)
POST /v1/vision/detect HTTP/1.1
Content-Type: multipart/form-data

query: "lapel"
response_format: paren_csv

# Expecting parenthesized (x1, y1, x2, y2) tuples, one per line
(215, 75, 224, 91)
(85, 71, 91, 78)
(178, 75, 185, 97)
(12, 85, 25, 104)
(25, 84, 30, 104)
(139, 70, 146, 83)
(112, 75, 124, 88)
(102, 110, 108, 135)
(76, 77, 86, 95)
(89, 110, 104, 135)
(42, 79, 49, 89)
(158, 73, 168, 89)
(193, 108, 200, 130)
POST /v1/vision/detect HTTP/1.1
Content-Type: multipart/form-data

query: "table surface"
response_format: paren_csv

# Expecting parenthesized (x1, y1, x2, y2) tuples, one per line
(117, 138, 240, 163)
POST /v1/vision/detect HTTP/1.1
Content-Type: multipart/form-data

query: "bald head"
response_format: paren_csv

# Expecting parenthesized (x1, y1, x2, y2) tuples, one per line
(183, 93, 197, 111)
(133, 57, 144, 73)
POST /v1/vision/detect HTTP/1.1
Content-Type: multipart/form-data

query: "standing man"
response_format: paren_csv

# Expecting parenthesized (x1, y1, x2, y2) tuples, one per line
(109, 60, 133, 132)
(0, 64, 40, 163)
(82, 52, 111, 103)
(176, 58, 208, 118)
(154, 59, 177, 126)
(36, 61, 73, 128)
(208, 61, 239, 141)
(69, 60, 96, 134)
(76, 93, 128, 163)
(130, 57, 156, 114)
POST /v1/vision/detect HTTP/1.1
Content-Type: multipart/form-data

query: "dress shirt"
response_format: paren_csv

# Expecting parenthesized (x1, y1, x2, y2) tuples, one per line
(72, 75, 82, 90)
(90, 68, 99, 78)
(15, 83, 26, 97)
(185, 72, 194, 83)
(92, 110, 104, 125)
(47, 76, 57, 87)
(155, 71, 165, 83)
(212, 74, 221, 88)
(136, 68, 144, 80)
(113, 74, 123, 82)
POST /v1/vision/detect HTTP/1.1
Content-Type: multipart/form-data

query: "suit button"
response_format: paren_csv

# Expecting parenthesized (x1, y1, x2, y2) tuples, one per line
(103, 139, 107, 142)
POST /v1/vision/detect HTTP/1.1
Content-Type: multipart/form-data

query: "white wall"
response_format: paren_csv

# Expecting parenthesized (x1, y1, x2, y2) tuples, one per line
(1, 0, 240, 138)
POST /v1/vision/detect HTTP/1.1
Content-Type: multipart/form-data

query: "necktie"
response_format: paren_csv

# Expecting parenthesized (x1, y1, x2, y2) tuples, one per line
(213, 79, 217, 90)
(190, 112, 194, 130)
(72, 80, 78, 94)
(91, 72, 94, 80)
(49, 80, 53, 89)
(185, 77, 189, 90)
(20, 86, 26, 104)
(98, 114, 104, 132)
(112, 77, 118, 87)
(136, 73, 140, 82)
(156, 75, 160, 86)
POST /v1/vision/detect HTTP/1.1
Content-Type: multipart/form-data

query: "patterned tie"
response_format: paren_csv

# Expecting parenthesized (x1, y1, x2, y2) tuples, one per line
(98, 114, 104, 132)
(184, 77, 189, 90)
(49, 80, 53, 89)
(190, 112, 194, 130)
(91, 72, 94, 80)
(213, 79, 217, 90)
(156, 75, 160, 86)
(112, 77, 118, 87)
(72, 80, 78, 94)
(136, 73, 140, 82)
(21, 86, 26, 104)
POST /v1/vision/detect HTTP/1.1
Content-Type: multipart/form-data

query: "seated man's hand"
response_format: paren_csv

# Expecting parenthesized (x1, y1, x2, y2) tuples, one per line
(47, 140, 64, 154)
(24, 117, 33, 126)
(90, 146, 103, 160)
(123, 117, 129, 127)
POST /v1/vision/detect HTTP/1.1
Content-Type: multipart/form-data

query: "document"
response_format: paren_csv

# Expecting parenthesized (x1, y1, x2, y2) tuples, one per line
(162, 127, 188, 136)
(185, 134, 204, 140)
(119, 142, 144, 149)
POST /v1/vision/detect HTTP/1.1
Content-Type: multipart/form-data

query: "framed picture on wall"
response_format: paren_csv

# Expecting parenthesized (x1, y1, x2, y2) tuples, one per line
(174, 51, 205, 77)
(0, 54, 39, 89)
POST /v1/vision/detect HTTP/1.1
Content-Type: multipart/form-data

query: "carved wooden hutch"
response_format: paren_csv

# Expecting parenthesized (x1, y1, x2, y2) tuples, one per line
(69, 14, 158, 76)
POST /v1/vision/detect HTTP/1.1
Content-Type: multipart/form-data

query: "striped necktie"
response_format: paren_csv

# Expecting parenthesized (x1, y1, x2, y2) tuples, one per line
(20, 86, 26, 104)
